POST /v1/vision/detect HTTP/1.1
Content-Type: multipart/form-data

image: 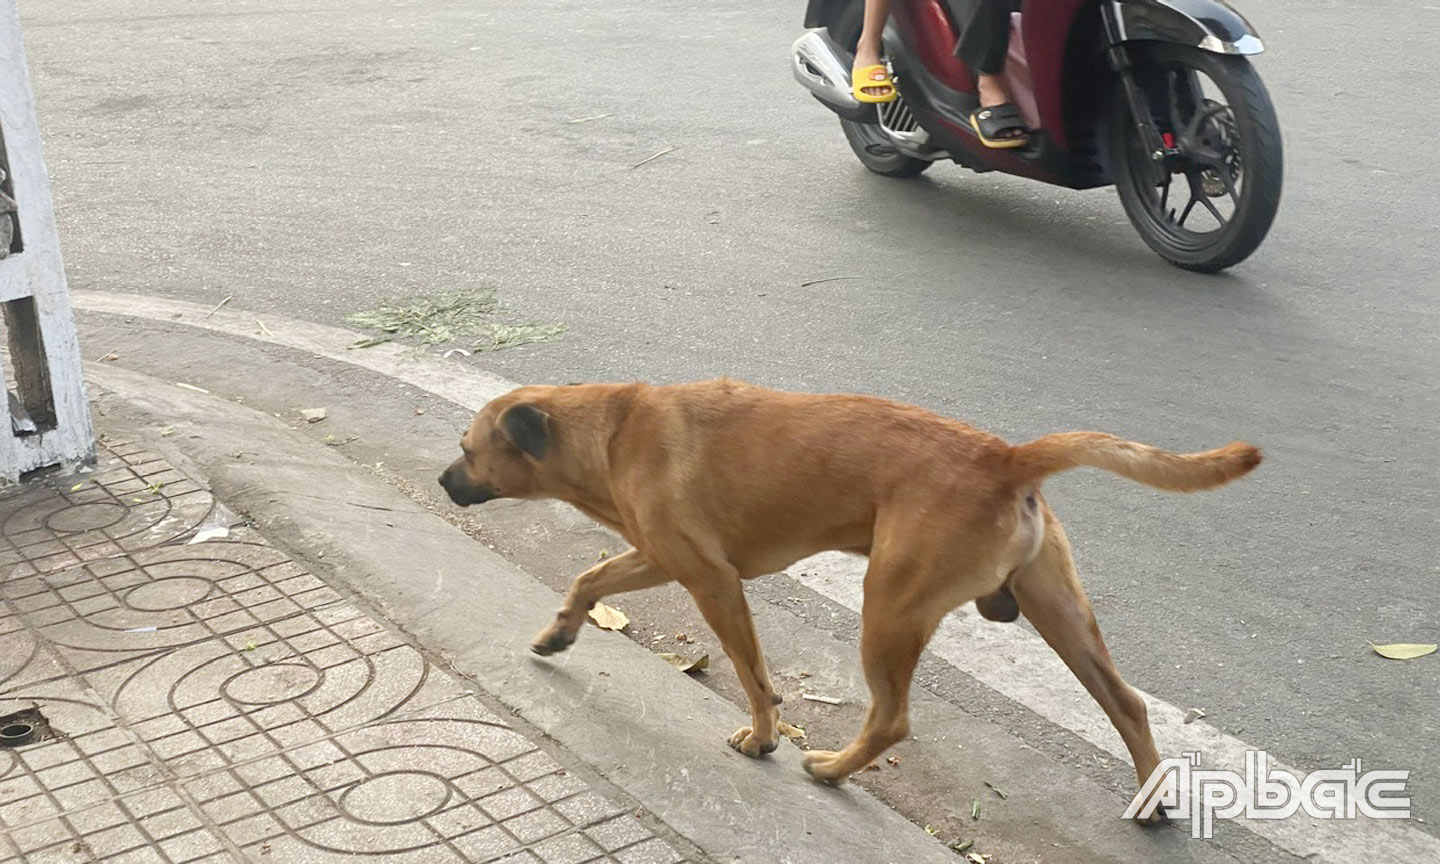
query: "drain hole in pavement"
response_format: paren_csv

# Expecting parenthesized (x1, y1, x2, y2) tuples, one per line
(0, 707, 60, 748)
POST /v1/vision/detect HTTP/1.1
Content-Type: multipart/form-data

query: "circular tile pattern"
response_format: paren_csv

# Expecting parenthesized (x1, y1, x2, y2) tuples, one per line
(222, 663, 324, 705)
(44, 502, 128, 533)
(122, 576, 216, 611)
(339, 771, 452, 825)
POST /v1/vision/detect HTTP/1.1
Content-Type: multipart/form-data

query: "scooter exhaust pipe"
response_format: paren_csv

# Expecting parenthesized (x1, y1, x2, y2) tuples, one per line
(791, 30, 877, 123)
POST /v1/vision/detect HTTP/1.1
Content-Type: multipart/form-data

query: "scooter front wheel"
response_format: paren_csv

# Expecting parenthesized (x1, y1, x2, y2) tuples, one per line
(840, 118, 932, 178)
(1109, 43, 1282, 273)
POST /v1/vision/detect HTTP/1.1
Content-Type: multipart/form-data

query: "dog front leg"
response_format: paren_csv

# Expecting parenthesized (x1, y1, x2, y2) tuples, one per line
(530, 549, 672, 655)
(680, 573, 783, 758)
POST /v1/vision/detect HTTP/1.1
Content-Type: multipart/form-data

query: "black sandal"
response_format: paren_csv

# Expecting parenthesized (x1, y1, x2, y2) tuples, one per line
(968, 103, 1028, 149)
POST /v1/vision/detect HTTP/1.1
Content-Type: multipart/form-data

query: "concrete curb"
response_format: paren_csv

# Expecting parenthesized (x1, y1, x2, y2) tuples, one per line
(86, 362, 961, 864)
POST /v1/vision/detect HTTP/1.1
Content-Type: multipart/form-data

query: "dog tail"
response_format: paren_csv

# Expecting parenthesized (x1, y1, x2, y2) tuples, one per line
(1009, 431, 1260, 492)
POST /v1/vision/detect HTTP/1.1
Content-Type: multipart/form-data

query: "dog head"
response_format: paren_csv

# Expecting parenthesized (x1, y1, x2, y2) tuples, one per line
(439, 388, 554, 507)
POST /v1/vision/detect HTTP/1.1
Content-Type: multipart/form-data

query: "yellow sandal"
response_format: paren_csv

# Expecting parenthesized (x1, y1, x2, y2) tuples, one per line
(852, 64, 898, 104)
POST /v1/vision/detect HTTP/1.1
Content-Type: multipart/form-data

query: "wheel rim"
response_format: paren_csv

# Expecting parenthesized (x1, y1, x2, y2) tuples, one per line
(1125, 60, 1247, 252)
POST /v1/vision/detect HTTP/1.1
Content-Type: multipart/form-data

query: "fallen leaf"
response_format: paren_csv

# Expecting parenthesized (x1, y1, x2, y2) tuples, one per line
(300, 408, 328, 423)
(588, 603, 629, 631)
(1370, 643, 1438, 660)
(244, 640, 257, 652)
(924, 825, 937, 836)
(887, 756, 901, 767)
(984, 781, 1007, 800)
(971, 799, 981, 820)
(967, 854, 986, 864)
(658, 652, 709, 673)
(597, 550, 610, 560)
(952, 839, 974, 854)
(160, 427, 175, 436)
(70, 483, 84, 491)
(1184, 707, 1207, 724)
(778, 721, 806, 740)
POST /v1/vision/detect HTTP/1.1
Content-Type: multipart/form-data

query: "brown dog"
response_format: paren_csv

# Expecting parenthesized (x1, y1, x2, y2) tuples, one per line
(439, 379, 1259, 808)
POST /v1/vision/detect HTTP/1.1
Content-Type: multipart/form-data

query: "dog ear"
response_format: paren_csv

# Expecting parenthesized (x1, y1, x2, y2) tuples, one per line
(498, 403, 551, 460)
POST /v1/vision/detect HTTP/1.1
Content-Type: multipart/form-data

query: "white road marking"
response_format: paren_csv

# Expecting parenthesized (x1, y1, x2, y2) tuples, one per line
(75, 290, 1440, 863)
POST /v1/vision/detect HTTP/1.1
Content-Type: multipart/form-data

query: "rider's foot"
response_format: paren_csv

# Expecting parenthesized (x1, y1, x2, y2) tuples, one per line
(972, 73, 1027, 146)
(852, 45, 896, 102)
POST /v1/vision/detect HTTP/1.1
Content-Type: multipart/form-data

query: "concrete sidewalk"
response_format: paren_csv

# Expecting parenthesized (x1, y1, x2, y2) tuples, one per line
(0, 439, 686, 864)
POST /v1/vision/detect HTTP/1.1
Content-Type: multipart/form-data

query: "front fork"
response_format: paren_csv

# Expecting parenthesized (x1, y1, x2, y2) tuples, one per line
(1102, 6, 1173, 185)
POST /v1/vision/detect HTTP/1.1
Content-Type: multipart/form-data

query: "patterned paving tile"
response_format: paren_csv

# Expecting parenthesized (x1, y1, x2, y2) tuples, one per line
(0, 444, 682, 863)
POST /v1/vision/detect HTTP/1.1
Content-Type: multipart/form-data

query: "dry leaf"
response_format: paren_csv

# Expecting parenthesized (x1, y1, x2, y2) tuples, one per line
(1184, 707, 1207, 724)
(778, 721, 806, 740)
(588, 603, 629, 631)
(970, 798, 981, 820)
(984, 781, 1007, 800)
(967, 854, 986, 864)
(657, 652, 708, 673)
(952, 839, 974, 854)
(1370, 643, 1437, 660)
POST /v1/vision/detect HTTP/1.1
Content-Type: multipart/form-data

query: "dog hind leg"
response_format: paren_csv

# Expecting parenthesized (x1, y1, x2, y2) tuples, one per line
(1009, 514, 1165, 823)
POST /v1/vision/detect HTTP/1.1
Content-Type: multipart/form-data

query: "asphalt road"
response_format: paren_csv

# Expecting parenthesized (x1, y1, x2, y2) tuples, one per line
(21, 0, 1440, 840)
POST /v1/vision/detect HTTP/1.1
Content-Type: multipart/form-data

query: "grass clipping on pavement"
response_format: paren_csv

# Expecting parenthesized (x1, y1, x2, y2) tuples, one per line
(346, 288, 565, 352)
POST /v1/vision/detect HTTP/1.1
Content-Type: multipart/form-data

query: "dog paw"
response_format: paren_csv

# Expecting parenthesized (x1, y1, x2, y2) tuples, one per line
(727, 726, 778, 758)
(1133, 805, 1171, 826)
(529, 625, 576, 657)
(801, 750, 849, 786)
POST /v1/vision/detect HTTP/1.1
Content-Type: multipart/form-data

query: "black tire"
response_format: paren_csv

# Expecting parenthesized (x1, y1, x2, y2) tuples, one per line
(1109, 43, 1282, 273)
(841, 118, 933, 177)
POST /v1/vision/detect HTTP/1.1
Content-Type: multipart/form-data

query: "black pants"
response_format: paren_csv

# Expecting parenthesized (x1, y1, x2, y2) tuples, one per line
(954, 0, 1014, 75)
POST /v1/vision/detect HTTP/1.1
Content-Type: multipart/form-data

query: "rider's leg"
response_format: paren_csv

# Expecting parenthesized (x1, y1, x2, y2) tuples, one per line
(956, 0, 1016, 109)
(853, 0, 894, 99)
(956, 0, 1026, 141)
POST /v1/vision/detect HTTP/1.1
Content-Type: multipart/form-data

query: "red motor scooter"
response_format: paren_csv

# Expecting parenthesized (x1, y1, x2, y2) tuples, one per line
(792, 0, 1282, 272)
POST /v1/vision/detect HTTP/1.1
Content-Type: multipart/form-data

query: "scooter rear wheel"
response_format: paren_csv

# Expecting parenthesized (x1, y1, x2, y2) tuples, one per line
(840, 118, 932, 178)
(1109, 43, 1282, 273)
